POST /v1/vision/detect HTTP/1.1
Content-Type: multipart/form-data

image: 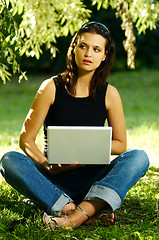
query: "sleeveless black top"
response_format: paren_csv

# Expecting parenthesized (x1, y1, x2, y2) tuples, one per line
(43, 78, 108, 157)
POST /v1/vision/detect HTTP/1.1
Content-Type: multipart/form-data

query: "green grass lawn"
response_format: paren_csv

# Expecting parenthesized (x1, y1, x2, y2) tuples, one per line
(0, 69, 159, 239)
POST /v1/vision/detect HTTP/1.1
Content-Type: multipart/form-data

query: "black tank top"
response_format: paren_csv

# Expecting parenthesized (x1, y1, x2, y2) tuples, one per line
(43, 78, 108, 157)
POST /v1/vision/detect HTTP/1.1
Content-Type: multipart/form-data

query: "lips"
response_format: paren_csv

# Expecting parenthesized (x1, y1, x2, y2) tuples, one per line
(83, 59, 92, 64)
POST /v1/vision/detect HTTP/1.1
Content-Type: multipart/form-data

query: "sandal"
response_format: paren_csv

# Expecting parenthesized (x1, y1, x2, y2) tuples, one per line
(75, 205, 116, 226)
(43, 213, 67, 231)
(43, 205, 90, 230)
(85, 211, 116, 226)
(99, 212, 116, 226)
(75, 205, 91, 220)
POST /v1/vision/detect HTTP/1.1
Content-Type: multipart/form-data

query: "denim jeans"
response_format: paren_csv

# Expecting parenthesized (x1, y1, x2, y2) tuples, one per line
(0, 149, 149, 215)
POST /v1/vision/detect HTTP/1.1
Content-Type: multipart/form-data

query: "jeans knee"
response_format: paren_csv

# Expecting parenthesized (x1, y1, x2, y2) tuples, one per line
(0, 151, 21, 176)
(131, 149, 150, 173)
(1, 151, 17, 166)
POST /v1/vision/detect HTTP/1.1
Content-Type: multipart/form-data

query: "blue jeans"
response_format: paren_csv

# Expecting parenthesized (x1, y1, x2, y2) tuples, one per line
(0, 149, 149, 215)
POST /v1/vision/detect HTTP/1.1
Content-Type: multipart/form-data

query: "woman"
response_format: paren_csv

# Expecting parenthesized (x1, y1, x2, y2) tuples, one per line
(0, 22, 149, 229)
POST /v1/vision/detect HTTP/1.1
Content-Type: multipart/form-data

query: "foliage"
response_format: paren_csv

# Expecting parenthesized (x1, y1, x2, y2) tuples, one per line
(91, 0, 159, 69)
(0, 0, 24, 83)
(0, 0, 90, 83)
(0, 1, 159, 83)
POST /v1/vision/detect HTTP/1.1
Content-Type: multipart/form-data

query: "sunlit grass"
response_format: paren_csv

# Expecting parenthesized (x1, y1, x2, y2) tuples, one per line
(109, 69, 159, 168)
(127, 124, 159, 167)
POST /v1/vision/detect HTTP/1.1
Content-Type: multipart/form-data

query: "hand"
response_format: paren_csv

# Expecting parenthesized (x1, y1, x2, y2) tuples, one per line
(41, 161, 85, 175)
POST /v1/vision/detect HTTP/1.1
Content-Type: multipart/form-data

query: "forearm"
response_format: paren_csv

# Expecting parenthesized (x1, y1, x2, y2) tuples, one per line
(111, 139, 127, 155)
(19, 136, 47, 165)
(19, 138, 58, 173)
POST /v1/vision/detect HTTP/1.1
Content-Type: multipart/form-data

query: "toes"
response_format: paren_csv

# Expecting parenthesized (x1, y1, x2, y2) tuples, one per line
(84, 212, 116, 226)
(43, 212, 50, 224)
(43, 213, 68, 230)
(98, 212, 116, 226)
(107, 213, 116, 225)
(62, 202, 76, 215)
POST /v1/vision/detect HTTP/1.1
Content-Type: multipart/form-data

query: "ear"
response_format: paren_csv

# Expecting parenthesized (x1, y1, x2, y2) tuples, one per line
(102, 54, 106, 61)
(102, 50, 108, 61)
(102, 55, 106, 61)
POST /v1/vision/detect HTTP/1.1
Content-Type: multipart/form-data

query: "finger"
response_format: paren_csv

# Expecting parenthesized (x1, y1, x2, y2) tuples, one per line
(73, 162, 78, 166)
(49, 165, 53, 170)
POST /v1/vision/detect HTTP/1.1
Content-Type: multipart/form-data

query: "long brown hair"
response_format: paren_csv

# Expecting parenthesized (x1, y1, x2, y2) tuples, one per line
(60, 22, 115, 100)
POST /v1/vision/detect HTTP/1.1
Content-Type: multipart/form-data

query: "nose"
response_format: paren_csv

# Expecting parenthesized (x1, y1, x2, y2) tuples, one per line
(84, 47, 92, 57)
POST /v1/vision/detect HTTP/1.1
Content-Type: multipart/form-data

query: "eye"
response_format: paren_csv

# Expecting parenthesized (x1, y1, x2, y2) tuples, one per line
(94, 48, 100, 52)
(79, 44, 86, 49)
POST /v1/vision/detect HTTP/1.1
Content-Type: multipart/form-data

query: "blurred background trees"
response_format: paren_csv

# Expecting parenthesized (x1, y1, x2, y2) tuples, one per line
(0, 0, 159, 83)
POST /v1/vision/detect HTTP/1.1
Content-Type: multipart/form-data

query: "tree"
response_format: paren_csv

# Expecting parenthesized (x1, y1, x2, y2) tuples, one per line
(0, 0, 159, 83)
(0, 0, 90, 83)
(92, 0, 159, 69)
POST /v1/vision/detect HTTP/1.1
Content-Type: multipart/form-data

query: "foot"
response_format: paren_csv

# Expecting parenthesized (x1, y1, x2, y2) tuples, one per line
(43, 202, 116, 230)
(43, 213, 83, 230)
(43, 213, 70, 230)
(43, 205, 90, 230)
(85, 212, 116, 226)
(61, 202, 76, 215)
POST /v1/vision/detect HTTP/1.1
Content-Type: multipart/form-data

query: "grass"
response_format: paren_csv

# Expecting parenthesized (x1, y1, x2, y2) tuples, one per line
(0, 69, 159, 239)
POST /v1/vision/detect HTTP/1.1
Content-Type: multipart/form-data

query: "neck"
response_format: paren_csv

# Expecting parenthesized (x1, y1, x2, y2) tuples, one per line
(77, 68, 95, 81)
(75, 71, 94, 97)
(77, 69, 95, 87)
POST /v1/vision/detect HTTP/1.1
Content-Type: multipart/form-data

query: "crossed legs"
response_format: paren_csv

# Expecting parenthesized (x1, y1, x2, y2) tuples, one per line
(1, 149, 149, 230)
(43, 200, 116, 229)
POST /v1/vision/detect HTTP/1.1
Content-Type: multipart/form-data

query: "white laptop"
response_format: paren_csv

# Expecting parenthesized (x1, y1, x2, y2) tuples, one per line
(47, 126, 112, 165)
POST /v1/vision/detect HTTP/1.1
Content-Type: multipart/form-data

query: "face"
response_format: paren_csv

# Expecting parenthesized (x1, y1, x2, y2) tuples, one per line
(74, 32, 107, 74)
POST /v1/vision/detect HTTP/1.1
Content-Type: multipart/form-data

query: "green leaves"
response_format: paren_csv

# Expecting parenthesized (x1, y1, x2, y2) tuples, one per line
(91, 0, 159, 69)
(129, 0, 159, 34)
(0, 64, 12, 84)
(0, 1, 22, 83)
(0, 0, 158, 82)
(0, 0, 90, 83)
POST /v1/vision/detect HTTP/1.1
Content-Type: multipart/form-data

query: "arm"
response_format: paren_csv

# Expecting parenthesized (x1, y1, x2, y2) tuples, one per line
(19, 78, 55, 171)
(106, 84, 127, 155)
(19, 78, 81, 174)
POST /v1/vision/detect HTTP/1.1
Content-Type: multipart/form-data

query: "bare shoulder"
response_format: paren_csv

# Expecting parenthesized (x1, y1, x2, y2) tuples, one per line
(107, 84, 120, 97)
(36, 77, 56, 105)
(106, 84, 122, 110)
(39, 77, 55, 91)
